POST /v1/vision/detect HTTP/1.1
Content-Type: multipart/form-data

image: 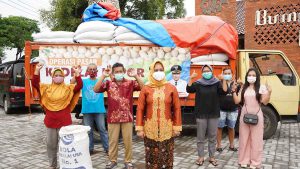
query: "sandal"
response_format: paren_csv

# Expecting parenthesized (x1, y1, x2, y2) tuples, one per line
(209, 159, 218, 166)
(216, 147, 223, 152)
(105, 161, 117, 169)
(229, 147, 238, 152)
(195, 159, 204, 166)
(124, 162, 134, 169)
(240, 164, 248, 168)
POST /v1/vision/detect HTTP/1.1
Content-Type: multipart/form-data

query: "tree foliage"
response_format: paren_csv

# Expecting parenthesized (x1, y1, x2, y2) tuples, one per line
(0, 16, 40, 59)
(41, 0, 185, 31)
(0, 47, 4, 58)
(119, 0, 185, 19)
(40, 0, 89, 32)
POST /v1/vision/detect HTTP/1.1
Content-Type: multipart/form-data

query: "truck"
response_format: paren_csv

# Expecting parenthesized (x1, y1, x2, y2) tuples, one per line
(23, 40, 300, 139)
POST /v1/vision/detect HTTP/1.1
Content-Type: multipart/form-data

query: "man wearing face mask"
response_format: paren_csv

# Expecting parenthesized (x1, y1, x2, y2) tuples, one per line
(94, 62, 143, 169)
(169, 65, 189, 97)
(32, 64, 82, 169)
(216, 67, 240, 153)
(80, 63, 109, 155)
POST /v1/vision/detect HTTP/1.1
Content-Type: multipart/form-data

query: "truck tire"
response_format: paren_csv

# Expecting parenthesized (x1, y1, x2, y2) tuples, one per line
(262, 106, 278, 140)
(4, 96, 12, 114)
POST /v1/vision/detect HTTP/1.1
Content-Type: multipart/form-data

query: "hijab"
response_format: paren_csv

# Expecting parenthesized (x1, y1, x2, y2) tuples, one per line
(196, 64, 219, 86)
(147, 61, 167, 88)
(39, 68, 80, 112)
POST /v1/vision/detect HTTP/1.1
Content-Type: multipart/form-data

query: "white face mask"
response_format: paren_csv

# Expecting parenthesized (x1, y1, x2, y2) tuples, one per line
(247, 76, 256, 83)
(153, 71, 165, 81)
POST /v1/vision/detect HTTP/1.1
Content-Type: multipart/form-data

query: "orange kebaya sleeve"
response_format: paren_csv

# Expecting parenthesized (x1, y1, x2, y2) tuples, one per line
(171, 86, 182, 131)
(135, 86, 147, 131)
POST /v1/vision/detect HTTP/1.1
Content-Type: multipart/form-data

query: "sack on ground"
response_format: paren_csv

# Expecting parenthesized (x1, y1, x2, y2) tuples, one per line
(59, 125, 92, 169)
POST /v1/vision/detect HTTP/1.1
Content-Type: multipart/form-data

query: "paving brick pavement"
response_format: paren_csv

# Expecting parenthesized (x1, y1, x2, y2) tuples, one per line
(0, 109, 299, 169)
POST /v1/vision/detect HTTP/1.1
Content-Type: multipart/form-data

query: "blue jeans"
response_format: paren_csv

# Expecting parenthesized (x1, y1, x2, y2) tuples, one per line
(83, 113, 109, 152)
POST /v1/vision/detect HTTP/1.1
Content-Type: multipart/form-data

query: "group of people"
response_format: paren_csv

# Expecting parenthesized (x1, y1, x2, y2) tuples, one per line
(33, 60, 271, 169)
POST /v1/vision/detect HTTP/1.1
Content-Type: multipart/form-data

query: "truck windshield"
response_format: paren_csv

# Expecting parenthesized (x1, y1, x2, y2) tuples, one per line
(249, 53, 296, 86)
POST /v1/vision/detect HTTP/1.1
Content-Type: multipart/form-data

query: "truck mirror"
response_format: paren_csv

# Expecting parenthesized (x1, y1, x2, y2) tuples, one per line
(262, 55, 270, 60)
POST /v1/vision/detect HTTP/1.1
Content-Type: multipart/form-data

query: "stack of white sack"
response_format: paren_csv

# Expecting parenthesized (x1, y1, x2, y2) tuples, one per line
(114, 26, 154, 45)
(74, 21, 117, 44)
(191, 53, 229, 65)
(32, 31, 75, 43)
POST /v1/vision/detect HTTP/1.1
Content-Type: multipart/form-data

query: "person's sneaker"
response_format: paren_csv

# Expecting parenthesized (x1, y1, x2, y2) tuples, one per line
(105, 161, 117, 169)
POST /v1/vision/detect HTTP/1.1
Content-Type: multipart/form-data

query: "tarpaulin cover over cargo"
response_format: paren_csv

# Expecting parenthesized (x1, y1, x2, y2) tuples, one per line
(82, 2, 239, 59)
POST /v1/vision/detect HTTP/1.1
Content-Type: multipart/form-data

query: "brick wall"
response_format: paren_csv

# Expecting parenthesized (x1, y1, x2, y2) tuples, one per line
(195, 0, 237, 27)
(245, 0, 300, 74)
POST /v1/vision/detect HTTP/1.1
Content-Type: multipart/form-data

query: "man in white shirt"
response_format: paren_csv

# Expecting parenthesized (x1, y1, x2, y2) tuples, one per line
(169, 65, 189, 97)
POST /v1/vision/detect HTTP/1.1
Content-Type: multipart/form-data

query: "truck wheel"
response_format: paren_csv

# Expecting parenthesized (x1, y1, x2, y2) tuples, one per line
(262, 106, 278, 140)
(4, 97, 12, 114)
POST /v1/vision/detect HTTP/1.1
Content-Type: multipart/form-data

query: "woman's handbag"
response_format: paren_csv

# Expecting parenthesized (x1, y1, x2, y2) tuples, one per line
(243, 105, 260, 125)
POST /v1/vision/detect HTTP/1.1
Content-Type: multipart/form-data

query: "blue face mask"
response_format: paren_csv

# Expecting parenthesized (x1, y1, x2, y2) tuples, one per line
(114, 73, 124, 81)
(223, 74, 232, 81)
(202, 72, 213, 80)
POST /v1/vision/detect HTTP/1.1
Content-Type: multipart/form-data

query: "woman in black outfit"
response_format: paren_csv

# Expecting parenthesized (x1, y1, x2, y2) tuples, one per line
(186, 64, 228, 167)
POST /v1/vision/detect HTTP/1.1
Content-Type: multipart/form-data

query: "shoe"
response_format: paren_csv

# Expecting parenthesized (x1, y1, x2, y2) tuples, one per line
(124, 162, 134, 169)
(240, 164, 248, 168)
(105, 161, 117, 169)
(250, 165, 257, 169)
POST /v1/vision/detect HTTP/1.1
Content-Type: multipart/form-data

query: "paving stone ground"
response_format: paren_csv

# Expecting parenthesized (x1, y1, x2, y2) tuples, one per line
(0, 108, 299, 169)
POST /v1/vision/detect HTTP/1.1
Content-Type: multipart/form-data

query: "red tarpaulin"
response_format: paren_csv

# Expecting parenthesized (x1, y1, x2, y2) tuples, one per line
(157, 16, 238, 59)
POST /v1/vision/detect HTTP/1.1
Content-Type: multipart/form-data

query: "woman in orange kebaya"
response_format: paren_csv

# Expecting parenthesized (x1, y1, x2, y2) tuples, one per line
(135, 61, 182, 169)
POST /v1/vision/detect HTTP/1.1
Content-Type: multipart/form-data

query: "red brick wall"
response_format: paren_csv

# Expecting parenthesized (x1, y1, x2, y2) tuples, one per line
(195, 0, 237, 27)
(245, 0, 300, 74)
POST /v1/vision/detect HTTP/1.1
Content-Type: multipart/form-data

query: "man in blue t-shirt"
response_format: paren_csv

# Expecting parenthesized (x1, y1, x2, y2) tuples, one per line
(81, 63, 108, 155)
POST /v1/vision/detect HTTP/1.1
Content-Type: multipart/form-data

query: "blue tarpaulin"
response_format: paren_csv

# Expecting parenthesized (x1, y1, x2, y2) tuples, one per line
(82, 3, 176, 47)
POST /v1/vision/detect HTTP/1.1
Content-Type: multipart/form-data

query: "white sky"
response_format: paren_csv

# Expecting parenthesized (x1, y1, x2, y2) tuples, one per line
(0, 0, 195, 62)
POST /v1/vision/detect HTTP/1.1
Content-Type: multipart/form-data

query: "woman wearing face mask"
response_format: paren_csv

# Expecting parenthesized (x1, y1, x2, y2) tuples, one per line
(136, 61, 182, 169)
(186, 64, 228, 167)
(233, 68, 271, 169)
(32, 63, 83, 169)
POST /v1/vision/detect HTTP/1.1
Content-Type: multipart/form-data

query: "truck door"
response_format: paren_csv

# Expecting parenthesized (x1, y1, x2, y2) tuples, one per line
(247, 52, 299, 116)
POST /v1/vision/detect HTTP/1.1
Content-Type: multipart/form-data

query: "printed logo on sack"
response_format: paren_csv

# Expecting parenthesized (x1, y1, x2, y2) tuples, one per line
(62, 167, 86, 169)
(61, 134, 74, 145)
